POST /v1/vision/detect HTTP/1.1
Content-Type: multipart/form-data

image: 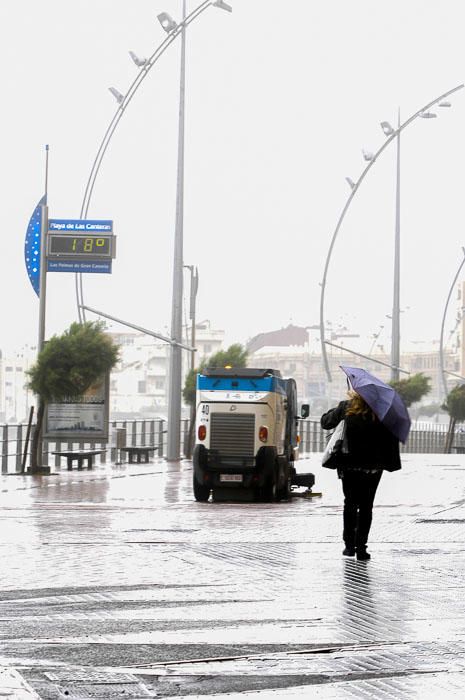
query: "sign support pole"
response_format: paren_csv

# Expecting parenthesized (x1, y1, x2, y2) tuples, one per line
(38, 144, 49, 354)
(37, 203, 48, 354)
(31, 145, 51, 474)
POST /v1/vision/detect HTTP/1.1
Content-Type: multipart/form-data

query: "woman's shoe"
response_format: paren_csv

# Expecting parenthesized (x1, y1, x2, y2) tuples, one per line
(356, 548, 371, 561)
(342, 547, 356, 556)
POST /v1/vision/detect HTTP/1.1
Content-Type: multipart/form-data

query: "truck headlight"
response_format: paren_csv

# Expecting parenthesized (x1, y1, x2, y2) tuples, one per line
(259, 426, 268, 443)
(198, 425, 207, 441)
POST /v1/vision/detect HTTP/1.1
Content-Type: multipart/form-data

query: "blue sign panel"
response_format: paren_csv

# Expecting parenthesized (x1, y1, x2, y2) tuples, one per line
(24, 195, 46, 297)
(47, 260, 112, 274)
(48, 219, 113, 232)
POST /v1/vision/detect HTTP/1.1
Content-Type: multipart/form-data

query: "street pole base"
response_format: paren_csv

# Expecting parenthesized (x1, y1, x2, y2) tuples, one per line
(26, 466, 51, 475)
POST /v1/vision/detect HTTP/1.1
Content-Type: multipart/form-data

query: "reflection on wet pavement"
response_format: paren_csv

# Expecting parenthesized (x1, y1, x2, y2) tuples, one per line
(0, 454, 464, 697)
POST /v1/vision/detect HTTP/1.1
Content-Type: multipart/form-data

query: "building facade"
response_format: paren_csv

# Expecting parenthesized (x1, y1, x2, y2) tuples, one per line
(0, 346, 36, 424)
(247, 323, 460, 416)
(107, 320, 225, 418)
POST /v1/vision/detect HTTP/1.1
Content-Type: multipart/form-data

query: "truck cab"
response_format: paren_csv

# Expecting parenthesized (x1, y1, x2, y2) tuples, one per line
(192, 367, 314, 502)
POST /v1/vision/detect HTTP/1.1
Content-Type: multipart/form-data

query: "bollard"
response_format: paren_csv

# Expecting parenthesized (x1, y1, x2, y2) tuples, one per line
(116, 427, 127, 464)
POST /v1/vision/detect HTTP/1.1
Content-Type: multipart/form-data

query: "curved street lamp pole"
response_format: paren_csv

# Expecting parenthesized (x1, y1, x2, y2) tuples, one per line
(319, 84, 464, 383)
(439, 247, 465, 400)
(75, 0, 229, 321)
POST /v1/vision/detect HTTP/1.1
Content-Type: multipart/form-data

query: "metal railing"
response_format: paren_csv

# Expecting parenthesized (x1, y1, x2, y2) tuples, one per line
(0, 418, 460, 474)
(298, 419, 456, 456)
(0, 419, 190, 474)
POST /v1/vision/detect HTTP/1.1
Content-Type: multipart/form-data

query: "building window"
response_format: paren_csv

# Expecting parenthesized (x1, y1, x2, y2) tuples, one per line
(155, 379, 165, 390)
(138, 380, 146, 394)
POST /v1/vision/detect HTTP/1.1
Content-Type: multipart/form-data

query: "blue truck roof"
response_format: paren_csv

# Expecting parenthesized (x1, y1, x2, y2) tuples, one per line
(197, 369, 287, 395)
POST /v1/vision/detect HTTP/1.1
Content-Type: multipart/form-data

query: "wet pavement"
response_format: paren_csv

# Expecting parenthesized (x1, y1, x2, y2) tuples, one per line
(0, 453, 464, 698)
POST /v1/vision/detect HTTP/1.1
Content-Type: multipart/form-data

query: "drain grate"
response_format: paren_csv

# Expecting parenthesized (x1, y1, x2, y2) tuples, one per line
(62, 684, 152, 699)
(43, 672, 154, 698)
(45, 672, 138, 683)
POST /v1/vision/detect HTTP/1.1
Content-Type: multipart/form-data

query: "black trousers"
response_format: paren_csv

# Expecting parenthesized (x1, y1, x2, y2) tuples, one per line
(341, 469, 382, 549)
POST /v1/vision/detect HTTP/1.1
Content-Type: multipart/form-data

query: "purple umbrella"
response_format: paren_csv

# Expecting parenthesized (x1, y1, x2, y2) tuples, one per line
(340, 365, 411, 443)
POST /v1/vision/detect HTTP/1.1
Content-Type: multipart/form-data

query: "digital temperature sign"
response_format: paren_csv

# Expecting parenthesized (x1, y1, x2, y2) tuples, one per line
(48, 234, 115, 259)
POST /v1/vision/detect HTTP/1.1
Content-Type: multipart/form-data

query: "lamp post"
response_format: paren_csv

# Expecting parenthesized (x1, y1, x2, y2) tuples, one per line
(391, 107, 443, 383)
(391, 110, 401, 382)
(319, 84, 464, 383)
(183, 263, 199, 459)
(167, 0, 187, 462)
(184, 265, 199, 370)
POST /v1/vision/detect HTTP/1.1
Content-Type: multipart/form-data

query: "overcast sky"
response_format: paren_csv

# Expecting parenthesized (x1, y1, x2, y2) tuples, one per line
(2, 0, 465, 357)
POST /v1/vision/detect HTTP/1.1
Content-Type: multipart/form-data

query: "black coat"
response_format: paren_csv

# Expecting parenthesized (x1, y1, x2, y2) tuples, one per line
(320, 400, 401, 472)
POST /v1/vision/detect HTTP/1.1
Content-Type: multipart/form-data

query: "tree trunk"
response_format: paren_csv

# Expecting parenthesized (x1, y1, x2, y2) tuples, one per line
(30, 398, 45, 468)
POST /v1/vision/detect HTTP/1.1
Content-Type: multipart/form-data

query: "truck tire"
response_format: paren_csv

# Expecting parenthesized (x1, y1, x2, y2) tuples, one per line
(256, 466, 277, 502)
(193, 475, 210, 502)
(253, 448, 276, 502)
(277, 457, 296, 500)
(256, 479, 276, 503)
(276, 470, 291, 501)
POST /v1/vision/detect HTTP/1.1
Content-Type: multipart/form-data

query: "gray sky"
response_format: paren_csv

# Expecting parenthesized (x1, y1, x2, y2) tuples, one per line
(2, 0, 465, 356)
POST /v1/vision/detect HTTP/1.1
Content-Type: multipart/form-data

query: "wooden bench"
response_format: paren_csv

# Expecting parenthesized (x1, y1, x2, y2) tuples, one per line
(52, 449, 106, 470)
(120, 446, 157, 464)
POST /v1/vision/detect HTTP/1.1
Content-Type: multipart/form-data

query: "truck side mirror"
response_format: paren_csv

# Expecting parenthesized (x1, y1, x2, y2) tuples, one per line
(301, 404, 310, 419)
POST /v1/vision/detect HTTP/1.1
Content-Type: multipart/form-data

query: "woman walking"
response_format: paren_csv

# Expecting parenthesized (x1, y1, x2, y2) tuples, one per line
(321, 388, 402, 561)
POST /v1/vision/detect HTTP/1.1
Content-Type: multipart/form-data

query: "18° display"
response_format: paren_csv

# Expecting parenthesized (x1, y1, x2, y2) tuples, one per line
(48, 234, 113, 257)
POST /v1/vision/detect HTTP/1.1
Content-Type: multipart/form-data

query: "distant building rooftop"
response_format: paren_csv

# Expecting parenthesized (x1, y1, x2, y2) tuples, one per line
(247, 325, 308, 354)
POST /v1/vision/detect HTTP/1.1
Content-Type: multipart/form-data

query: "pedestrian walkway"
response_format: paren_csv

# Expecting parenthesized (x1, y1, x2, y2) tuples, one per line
(0, 453, 464, 697)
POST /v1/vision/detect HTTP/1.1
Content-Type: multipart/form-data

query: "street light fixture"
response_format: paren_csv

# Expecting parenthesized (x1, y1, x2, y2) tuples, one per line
(213, 0, 233, 11)
(419, 111, 437, 118)
(129, 51, 147, 67)
(108, 87, 124, 104)
(380, 120, 395, 136)
(157, 12, 178, 33)
(362, 149, 374, 162)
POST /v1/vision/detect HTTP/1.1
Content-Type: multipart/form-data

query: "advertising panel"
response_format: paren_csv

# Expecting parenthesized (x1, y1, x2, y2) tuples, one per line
(44, 373, 109, 441)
